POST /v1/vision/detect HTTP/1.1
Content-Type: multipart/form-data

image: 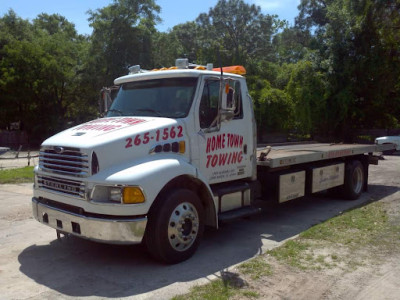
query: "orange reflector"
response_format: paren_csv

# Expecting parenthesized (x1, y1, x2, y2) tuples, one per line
(225, 83, 230, 94)
(212, 65, 246, 75)
(179, 141, 186, 153)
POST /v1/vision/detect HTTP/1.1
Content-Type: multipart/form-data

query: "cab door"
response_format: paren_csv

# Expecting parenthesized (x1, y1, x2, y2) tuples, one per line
(193, 76, 254, 184)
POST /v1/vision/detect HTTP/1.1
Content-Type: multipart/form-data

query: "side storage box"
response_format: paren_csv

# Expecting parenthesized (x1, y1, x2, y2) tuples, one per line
(311, 163, 344, 193)
(279, 171, 306, 203)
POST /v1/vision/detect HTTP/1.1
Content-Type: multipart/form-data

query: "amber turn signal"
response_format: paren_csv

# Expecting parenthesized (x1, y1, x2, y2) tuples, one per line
(122, 187, 145, 204)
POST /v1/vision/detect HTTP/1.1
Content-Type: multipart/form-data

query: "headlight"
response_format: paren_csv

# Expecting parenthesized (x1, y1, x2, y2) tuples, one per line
(91, 186, 145, 204)
(109, 187, 122, 202)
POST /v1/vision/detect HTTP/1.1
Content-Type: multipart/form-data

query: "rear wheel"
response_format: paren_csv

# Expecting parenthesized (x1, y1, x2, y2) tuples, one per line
(342, 160, 365, 200)
(145, 189, 204, 264)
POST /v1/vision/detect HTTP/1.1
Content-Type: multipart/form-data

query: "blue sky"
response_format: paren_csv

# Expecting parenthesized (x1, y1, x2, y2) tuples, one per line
(0, 0, 300, 35)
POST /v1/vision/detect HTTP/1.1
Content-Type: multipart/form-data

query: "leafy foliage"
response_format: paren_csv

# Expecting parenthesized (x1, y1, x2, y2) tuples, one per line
(286, 60, 328, 136)
(296, 0, 400, 139)
(0, 11, 94, 144)
(0, 0, 399, 145)
(87, 0, 160, 85)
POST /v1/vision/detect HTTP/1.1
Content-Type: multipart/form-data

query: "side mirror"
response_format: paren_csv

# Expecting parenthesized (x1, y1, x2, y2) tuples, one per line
(220, 109, 235, 121)
(99, 87, 111, 115)
(220, 83, 236, 121)
(99, 86, 119, 116)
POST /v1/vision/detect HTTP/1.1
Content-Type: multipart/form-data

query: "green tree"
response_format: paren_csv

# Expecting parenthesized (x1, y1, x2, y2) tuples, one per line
(259, 86, 294, 134)
(0, 10, 33, 130)
(152, 22, 202, 67)
(297, 0, 400, 139)
(88, 0, 160, 85)
(0, 11, 92, 144)
(195, 0, 281, 65)
(286, 60, 328, 136)
(272, 26, 313, 63)
(247, 78, 294, 139)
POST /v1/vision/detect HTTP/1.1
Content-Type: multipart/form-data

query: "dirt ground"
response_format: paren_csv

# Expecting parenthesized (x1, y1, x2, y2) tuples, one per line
(231, 153, 400, 300)
(0, 154, 399, 299)
(234, 254, 400, 300)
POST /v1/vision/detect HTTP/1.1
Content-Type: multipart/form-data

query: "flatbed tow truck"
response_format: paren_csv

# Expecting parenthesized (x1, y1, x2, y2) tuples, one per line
(32, 59, 395, 263)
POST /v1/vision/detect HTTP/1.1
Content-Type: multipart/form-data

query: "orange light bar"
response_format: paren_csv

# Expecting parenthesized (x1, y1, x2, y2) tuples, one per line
(212, 65, 246, 75)
(195, 66, 207, 70)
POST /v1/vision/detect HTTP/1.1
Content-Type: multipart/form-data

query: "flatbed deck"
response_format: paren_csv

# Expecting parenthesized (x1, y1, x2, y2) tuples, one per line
(257, 143, 394, 168)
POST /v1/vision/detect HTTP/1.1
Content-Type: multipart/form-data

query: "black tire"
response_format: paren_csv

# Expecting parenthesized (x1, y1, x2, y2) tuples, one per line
(342, 160, 365, 200)
(145, 188, 204, 264)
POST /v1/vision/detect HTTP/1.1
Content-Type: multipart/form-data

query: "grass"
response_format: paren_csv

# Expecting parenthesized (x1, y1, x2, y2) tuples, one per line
(237, 256, 273, 279)
(268, 201, 400, 270)
(174, 201, 400, 299)
(172, 277, 260, 300)
(0, 166, 34, 184)
(299, 202, 394, 248)
(268, 239, 314, 270)
(171, 279, 237, 300)
(240, 290, 259, 298)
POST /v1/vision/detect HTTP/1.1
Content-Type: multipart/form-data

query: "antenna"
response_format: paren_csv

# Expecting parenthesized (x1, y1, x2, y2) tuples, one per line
(217, 49, 223, 77)
(217, 49, 224, 131)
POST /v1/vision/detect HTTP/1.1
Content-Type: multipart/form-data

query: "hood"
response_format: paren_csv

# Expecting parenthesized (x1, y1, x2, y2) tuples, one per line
(41, 117, 187, 173)
(43, 117, 179, 148)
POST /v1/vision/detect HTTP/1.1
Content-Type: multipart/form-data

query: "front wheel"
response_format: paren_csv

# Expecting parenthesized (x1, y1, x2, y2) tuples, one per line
(145, 189, 204, 264)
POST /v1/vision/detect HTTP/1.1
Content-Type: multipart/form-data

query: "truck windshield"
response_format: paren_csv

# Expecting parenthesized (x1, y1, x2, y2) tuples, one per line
(106, 77, 198, 118)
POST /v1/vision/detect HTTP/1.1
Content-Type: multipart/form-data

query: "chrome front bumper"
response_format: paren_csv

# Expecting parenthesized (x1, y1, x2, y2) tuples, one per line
(32, 198, 147, 244)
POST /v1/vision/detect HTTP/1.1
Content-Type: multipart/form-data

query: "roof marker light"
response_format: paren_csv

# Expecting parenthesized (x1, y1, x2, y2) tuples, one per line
(176, 58, 189, 69)
(128, 65, 141, 74)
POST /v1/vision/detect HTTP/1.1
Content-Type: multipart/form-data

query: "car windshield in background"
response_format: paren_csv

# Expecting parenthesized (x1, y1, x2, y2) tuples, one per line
(106, 77, 198, 118)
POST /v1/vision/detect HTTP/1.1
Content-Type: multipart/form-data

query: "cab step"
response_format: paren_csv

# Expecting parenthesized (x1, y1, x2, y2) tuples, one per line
(218, 206, 261, 223)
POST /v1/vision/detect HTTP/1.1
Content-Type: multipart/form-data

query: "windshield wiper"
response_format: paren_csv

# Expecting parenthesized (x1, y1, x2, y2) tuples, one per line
(136, 108, 162, 117)
(107, 109, 123, 116)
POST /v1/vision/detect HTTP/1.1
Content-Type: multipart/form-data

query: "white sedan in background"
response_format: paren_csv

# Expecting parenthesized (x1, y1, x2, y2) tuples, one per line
(375, 136, 400, 154)
(0, 147, 10, 156)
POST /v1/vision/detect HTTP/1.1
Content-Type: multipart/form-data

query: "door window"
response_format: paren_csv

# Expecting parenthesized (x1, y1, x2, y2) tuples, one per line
(199, 79, 220, 129)
(225, 80, 243, 119)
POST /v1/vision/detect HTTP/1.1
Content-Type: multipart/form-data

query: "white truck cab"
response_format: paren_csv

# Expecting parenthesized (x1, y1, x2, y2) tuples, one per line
(32, 59, 394, 263)
(33, 60, 256, 263)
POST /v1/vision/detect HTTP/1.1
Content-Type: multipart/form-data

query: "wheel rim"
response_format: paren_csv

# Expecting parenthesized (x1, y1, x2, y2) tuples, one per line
(168, 202, 199, 252)
(352, 166, 364, 194)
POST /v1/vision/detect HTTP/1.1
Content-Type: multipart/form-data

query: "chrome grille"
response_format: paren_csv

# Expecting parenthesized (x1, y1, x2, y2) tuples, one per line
(37, 175, 86, 199)
(39, 146, 89, 177)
